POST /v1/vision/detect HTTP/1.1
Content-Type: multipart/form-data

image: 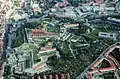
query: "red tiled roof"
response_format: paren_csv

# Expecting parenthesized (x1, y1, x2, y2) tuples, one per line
(32, 29, 46, 33)
(39, 48, 56, 54)
(33, 63, 46, 70)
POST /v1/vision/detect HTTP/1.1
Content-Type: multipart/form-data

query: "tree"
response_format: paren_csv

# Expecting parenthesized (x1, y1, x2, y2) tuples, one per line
(3, 65, 11, 78)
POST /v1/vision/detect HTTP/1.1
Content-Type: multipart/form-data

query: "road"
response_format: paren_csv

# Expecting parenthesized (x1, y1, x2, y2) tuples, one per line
(76, 42, 120, 79)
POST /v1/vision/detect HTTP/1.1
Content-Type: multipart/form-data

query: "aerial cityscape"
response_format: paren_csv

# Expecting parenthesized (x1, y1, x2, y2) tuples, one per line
(0, 0, 120, 79)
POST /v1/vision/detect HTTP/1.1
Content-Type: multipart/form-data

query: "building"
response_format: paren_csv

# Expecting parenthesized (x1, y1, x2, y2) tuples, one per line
(32, 3, 41, 12)
(32, 47, 57, 72)
(64, 24, 79, 28)
(53, 0, 69, 9)
(25, 28, 59, 39)
(13, 43, 38, 73)
(98, 32, 117, 40)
